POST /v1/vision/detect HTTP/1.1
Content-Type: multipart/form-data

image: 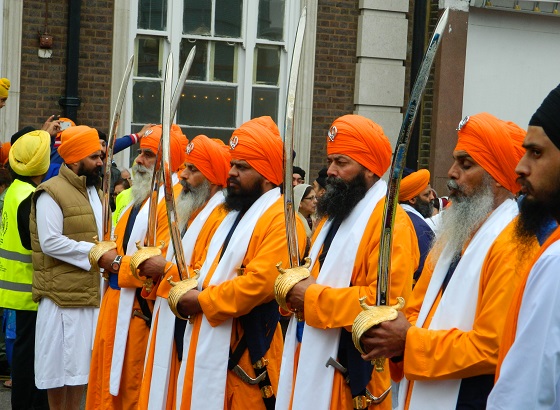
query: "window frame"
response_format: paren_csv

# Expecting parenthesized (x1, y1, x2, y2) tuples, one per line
(126, 0, 299, 147)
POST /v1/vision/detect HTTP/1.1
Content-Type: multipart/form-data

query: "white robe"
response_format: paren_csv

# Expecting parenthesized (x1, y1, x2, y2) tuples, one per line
(34, 185, 102, 389)
(487, 239, 560, 409)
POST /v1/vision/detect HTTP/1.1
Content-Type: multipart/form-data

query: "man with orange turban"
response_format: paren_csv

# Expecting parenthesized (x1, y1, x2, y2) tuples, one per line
(85, 124, 186, 409)
(133, 134, 231, 409)
(166, 116, 306, 409)
(30, 125, 104, 409)
(399, 168, 436, 284)
(46, 120, 155, 181)
(360, 112, 539, 410)
(487, 84, 560, 408)
(276, 114, 419, 410)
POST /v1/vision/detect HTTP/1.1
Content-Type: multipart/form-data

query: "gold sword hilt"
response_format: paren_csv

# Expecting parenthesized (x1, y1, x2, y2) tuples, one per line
(351, 296, 405, 372)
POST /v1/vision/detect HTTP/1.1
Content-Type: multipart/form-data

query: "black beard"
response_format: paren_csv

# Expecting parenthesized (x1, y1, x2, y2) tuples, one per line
(225, 178, 264, 212)
(415, 198, 434, 218)
(317, 172, 369, 221)
(515, 194, 559, 244)
(78, 164, 102, 187)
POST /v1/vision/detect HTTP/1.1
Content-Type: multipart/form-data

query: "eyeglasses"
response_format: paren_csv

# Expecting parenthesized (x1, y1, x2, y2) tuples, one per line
(303, 195, 317, 201)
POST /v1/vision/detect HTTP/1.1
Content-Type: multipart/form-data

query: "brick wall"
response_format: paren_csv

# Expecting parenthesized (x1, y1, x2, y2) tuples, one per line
(308, 0, 360, 181)
(19, 0, 114, 132)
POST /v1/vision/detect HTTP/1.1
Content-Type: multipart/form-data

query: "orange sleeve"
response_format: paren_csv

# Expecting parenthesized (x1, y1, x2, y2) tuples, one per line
(122, 196, 171, 290)
(146, 203, 229, 299)
(303, 202, 418, 331)
(403, 220, 538, 380)
(198, 199, 307, 327)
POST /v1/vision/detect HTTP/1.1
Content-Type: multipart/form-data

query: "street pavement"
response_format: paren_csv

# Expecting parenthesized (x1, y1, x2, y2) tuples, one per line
(0, 379, 86, 408)
(0, 376, 10, 408)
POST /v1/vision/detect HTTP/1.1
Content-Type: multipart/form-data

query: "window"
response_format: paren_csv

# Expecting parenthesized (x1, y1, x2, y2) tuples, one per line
(130, 0, 298, 146)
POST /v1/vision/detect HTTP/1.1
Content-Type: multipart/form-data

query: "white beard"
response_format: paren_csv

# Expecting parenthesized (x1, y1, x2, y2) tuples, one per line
(130, 164, 154, 207)
(429, 174, 495, 264)
(176, 179, 212, 232)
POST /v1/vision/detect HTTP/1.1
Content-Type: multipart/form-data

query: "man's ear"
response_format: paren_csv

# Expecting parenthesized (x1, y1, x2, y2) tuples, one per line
(408, 197, 417, 206)
(363, 168, 378, 188)
(261, 177, 276, 192)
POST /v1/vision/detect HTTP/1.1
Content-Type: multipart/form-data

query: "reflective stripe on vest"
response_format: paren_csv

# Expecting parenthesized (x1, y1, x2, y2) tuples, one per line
(0, 179, 38, 311)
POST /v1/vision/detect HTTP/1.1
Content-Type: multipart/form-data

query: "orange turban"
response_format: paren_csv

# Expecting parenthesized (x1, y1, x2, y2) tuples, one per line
(0, 142, 11, 165)
(326, 114, 392, 177)
(58, 125, 101, 164)
(229, 116, 283, 186)
(140, 124, 188, 172)
(186, 135, 231, 187)
(399, 169, 430, 202)
(455, 112, 525, 194)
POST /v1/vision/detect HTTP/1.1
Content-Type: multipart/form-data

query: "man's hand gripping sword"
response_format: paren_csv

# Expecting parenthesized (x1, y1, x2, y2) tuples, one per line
(352, 8, 449, 372)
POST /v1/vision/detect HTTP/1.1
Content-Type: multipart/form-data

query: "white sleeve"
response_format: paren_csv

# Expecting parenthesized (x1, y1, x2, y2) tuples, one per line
(487, 244, 560, 409)
(35, 191, 94, 271)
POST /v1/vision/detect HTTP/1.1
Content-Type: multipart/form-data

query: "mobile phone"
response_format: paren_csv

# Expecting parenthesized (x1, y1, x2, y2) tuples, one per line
(59, 121, 72, 131)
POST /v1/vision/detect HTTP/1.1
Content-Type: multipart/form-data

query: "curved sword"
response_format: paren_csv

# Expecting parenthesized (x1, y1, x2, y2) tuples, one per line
(144, 47, 196, 277)
(376, 8, 449, 306)
(145, 54, 173, 248)
(351, 7, 450, 374)
(102, 55, 134, 241)
(163, 46, 196, 280)
(283, 7, 307, 268)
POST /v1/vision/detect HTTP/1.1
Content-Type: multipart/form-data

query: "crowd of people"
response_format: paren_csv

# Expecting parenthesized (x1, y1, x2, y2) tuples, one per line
(0, 73, 559, 410)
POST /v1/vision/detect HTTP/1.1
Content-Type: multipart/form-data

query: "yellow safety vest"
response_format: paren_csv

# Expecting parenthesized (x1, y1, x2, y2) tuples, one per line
(0, 179, 37, 311)
(113, 187, 133, 227)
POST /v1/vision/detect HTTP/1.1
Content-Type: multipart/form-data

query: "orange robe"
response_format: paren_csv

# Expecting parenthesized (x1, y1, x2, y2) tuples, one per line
(394, 218, 538, 409)
(137, 204, 226, 410)
(180, 198, 306, 409)
(297, 200, 418, 410)
(86, 188, 175, 410)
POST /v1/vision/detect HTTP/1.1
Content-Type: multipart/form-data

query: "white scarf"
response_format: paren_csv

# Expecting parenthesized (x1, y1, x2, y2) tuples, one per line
(145, 191, 225, 409)
(180, 188, 281, 409)
(399, 198, 518, 410)
(276, 180, 387, 410)
(109, 174, 178, 396)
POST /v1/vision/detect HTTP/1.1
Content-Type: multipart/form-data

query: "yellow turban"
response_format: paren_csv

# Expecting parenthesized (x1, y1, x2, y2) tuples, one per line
(399, 169, 430, 202)
(0, 78, 9, 99)
(229, 116, 283, 186)
(326, 114, 392, 177)
(58, 125, 101, 164)
(9, 130, 50, 176)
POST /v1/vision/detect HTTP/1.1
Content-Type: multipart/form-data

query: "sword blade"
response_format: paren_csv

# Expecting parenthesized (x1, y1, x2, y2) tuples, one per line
(283, 7, 307, 268)
(102, 55, 134, 240)
(146, 53, 173, 247)
(376, 8, 449, 306)
(163, 48, 197, 280)
(170, 46, 196, 123)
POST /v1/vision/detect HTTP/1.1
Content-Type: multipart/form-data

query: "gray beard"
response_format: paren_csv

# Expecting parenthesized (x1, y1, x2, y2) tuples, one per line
(429, 175, 495, 264)
(130, 164, 154, 207)
(176, 179, 212, 232)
